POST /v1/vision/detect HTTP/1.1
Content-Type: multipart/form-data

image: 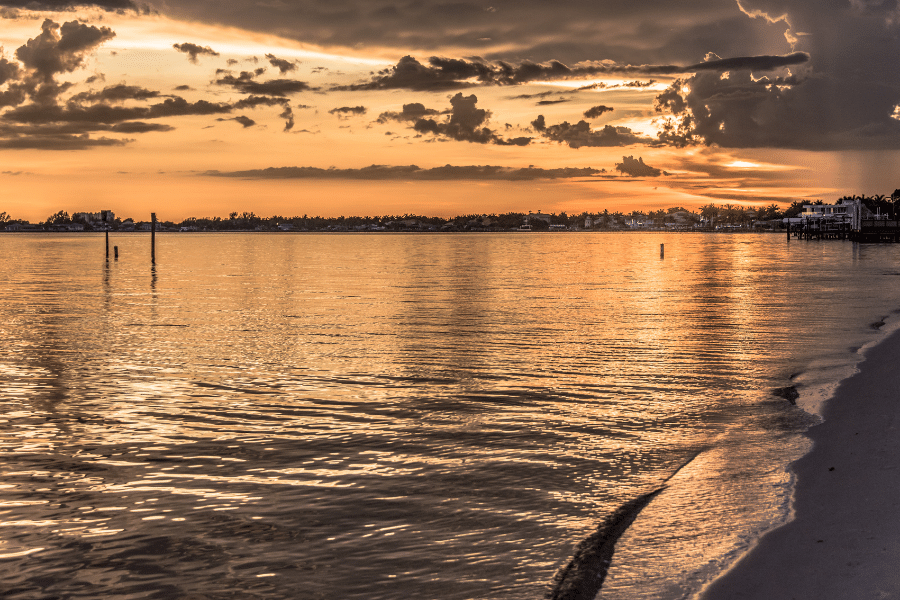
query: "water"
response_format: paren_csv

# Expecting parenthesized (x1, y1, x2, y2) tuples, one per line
(1, 232, 898, 599)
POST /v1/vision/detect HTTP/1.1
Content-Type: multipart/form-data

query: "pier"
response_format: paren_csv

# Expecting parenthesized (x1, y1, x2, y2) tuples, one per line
(785, 199, 900, 242)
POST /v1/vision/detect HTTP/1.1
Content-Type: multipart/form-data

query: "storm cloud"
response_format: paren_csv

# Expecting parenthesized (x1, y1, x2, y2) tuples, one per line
(650, 0, 900, 149)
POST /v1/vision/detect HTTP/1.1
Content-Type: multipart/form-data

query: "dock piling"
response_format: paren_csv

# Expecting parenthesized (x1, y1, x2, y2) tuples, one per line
(151, 212, 156, 264)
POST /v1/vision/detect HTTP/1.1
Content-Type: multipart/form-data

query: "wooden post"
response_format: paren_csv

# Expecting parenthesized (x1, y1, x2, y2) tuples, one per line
(114, 246, 119, 260)
(151, 212, 157, 264)
(103, 209, 109, 259)
(660, 243, 664, 259)
(786, 223, 790, 241)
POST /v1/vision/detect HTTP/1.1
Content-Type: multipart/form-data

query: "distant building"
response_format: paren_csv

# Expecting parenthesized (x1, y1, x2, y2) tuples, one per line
(527, 212, 552, 224)
(73, 210, 116, 226)
(801, 201, 852, 219)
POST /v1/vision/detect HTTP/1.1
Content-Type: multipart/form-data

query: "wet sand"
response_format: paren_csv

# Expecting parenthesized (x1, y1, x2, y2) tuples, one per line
(701, 328, 900, 599)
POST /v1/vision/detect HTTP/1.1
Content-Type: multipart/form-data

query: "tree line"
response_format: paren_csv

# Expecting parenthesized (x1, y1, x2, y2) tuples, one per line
(4, 192, 899, 232)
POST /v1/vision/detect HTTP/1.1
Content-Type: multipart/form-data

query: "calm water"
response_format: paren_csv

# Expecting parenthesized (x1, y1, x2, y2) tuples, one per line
(2, 232, 899, 600)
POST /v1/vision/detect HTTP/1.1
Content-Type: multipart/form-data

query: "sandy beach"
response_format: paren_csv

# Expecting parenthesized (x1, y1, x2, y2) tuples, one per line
(701, 328, 900, 599)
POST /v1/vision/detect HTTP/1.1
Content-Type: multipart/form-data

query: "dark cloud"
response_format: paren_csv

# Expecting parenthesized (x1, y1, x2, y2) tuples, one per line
(233, 95, 287, 109)
(412, 92, 530, 146)
(232, 95, 294, 131)
(217, 115, 255, 127)
(0, 19, 123, 148)
(173, 42, 219, 64)
(509, 91, 557, 100)
(265, 53, 297, 74)
(143, 0, 776, 66)
(376, 102, 441, 124)
(584, 105, 614, 119)
(334, 55, 481, 91)
(16, 19, 115, 82)
(334, 53, 809, 91)
(576, 80, 656, 91)
(615, 155, 663, 177)
(206, 164, 605, 181)
(646, 0, 900, 149)
(4, 96, 232, 124)
(0, 0, 136, 9)
(329, 105, 367, 116)
(537, 98, 570, 106)
(110, 121, 173, 133)
(531, 114, 651, 148)
(215, 70, 312, 96)
(0, 57, 20, 86)
(69, 84, 161, 103)
(0, 130, 129, 150)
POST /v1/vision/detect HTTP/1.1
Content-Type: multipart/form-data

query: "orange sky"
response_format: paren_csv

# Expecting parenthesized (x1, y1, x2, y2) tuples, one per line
(2, 3, 900, 222)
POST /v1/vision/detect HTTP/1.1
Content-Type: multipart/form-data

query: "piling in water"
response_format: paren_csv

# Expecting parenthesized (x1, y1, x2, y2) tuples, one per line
(114, 246, 118, 260)
(660, 243, 664, 259)
(151, 212, 157, 264)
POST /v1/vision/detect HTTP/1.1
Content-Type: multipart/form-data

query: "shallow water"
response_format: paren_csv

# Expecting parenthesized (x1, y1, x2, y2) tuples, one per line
(1, 232, 898, 599)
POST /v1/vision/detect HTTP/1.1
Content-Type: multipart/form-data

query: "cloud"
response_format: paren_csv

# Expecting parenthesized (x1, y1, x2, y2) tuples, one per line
(110, 121, 173, 133)
(0, 56, 20, 86)
(577, 80, 657, 91)
(536, 98, 570, 105)
(139, 1, 796, 68)
(69, 84, 161, 103)
(173, 42, 219, 64)
(648, 1, 900, 149)
(0, 0, 136, 9)
(0, 132, 129, 150)
(531, 115, 651, 148)
(615, 155, 663, 177)
(232, 94, 294, 131)
(16, 19, 115, 83)
(509, 91, 558, 100)
(584, 105, 614, 119)
(334, 53, 810, 91)
(206, 164, 606, 180)
(3, 96, 232, 124)
(217, 115, 255, 127)
(412, 93, 530, 146)
(329, 105, 367, 116)
(215, 70, 312, 96)
(265, 53, 297, 74)
(376, 102, 441, 123)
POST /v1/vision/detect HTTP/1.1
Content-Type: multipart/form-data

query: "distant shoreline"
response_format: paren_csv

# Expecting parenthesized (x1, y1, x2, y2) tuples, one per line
(0, 228, 786, 234)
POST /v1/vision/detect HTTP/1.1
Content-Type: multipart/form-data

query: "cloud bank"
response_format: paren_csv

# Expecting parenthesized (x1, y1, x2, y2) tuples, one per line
(206, 164, 606, 181)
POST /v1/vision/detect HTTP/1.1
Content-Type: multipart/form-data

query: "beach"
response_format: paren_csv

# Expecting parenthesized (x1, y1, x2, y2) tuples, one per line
(701, 327, 900, 599)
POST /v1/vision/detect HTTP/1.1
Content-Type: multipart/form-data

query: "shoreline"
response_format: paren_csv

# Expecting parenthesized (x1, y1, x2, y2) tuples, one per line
(700, 326, 900, 599)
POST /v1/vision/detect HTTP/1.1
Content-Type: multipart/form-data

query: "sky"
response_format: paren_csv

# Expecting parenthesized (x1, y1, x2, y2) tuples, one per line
(2, 0, 900, 222)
